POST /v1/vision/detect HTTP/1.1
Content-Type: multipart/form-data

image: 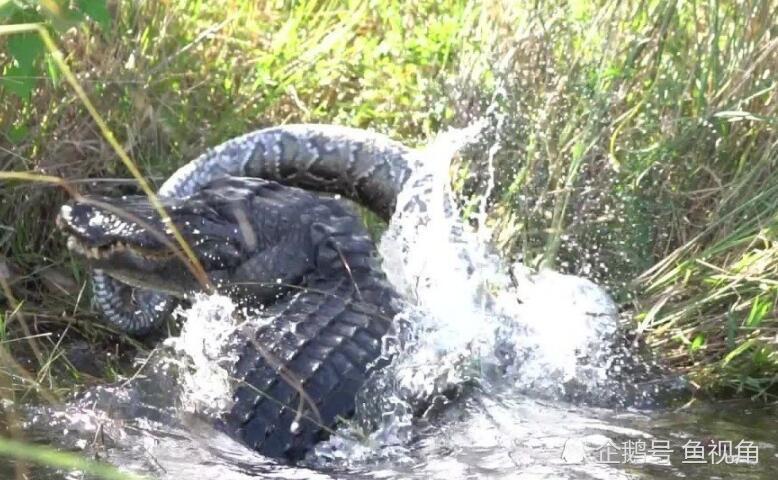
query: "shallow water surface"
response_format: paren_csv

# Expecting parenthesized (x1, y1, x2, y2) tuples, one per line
(12, 391, 778, 479)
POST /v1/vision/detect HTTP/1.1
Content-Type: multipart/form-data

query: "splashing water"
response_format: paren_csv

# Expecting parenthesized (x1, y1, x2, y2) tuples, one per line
(390, 125, 609, 387)
(12, 124, 778, 480)
(166, 293, 238, 416)
(301, 123, 663, 465)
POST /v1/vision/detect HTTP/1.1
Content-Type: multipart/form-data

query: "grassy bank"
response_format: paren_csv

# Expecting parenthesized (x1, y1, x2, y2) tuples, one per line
(0, 0, 776, 418)
(453, 0, 778, 398)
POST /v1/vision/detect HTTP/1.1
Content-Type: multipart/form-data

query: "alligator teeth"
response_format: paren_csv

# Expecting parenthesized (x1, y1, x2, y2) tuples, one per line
(66, 236, 81, 254)
(66, 236, 171, 262)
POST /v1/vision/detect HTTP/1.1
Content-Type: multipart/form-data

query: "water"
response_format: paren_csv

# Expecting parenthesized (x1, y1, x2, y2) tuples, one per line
(6, 125, 778, 479)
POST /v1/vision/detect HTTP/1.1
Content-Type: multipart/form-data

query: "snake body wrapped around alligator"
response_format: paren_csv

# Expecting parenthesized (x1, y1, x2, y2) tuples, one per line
(58, 125, 422, 461)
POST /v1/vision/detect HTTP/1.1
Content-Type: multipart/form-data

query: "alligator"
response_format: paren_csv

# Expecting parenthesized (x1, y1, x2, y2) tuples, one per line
(89, 125, 417, 335)
(59, 175, 404, 460)
(58, 125, 421, 460)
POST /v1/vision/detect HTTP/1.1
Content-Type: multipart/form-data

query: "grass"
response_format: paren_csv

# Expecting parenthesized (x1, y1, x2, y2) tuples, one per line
(0, 436, 146, 480)
(0, 0, 776, 472)
(449, 0, 777, 398)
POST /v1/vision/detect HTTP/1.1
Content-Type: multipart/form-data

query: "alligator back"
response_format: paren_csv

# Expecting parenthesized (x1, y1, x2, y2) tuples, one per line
(220, 198, 400, 460)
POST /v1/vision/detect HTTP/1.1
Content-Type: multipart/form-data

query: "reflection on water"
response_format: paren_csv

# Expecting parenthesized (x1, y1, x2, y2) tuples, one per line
(11, 390, 778, 479)
(6, 125, 777, 480)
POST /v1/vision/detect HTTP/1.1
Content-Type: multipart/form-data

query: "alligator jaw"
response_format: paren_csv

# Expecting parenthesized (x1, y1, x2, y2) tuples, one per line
(64, 235, 173, 261)
(58, 204, 175, 262)
(61, 229, 192, 299)
(65, 234, 106, 260)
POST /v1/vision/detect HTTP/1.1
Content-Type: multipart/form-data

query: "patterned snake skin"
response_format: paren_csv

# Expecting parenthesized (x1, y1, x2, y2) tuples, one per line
(92, 124, 419, 334)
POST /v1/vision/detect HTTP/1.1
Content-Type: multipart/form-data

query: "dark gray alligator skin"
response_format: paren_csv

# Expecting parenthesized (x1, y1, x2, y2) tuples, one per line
(214, 181, 401, 460)
(93, 125, 418, 334)
(63, 176, 402, 461)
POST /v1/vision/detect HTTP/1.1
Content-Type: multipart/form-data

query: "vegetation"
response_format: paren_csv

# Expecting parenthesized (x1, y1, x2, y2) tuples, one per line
(0, 436, 145, 480)
(0, 1, 776, 473)
(455, 0, 778, 398)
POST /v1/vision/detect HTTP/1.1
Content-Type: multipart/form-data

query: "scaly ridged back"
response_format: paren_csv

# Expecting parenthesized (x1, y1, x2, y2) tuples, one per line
(93, 125, 418, 334)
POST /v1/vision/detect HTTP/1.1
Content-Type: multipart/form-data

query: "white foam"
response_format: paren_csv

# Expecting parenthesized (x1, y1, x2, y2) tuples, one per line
(166, 293, 239, 416)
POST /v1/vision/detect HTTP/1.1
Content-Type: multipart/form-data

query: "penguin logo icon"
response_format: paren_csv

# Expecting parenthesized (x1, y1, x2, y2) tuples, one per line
(562, 438, 586, 464)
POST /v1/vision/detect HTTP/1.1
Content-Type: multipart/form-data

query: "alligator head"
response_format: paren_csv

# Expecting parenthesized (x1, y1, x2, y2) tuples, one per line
(57, 177, 328, 302)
